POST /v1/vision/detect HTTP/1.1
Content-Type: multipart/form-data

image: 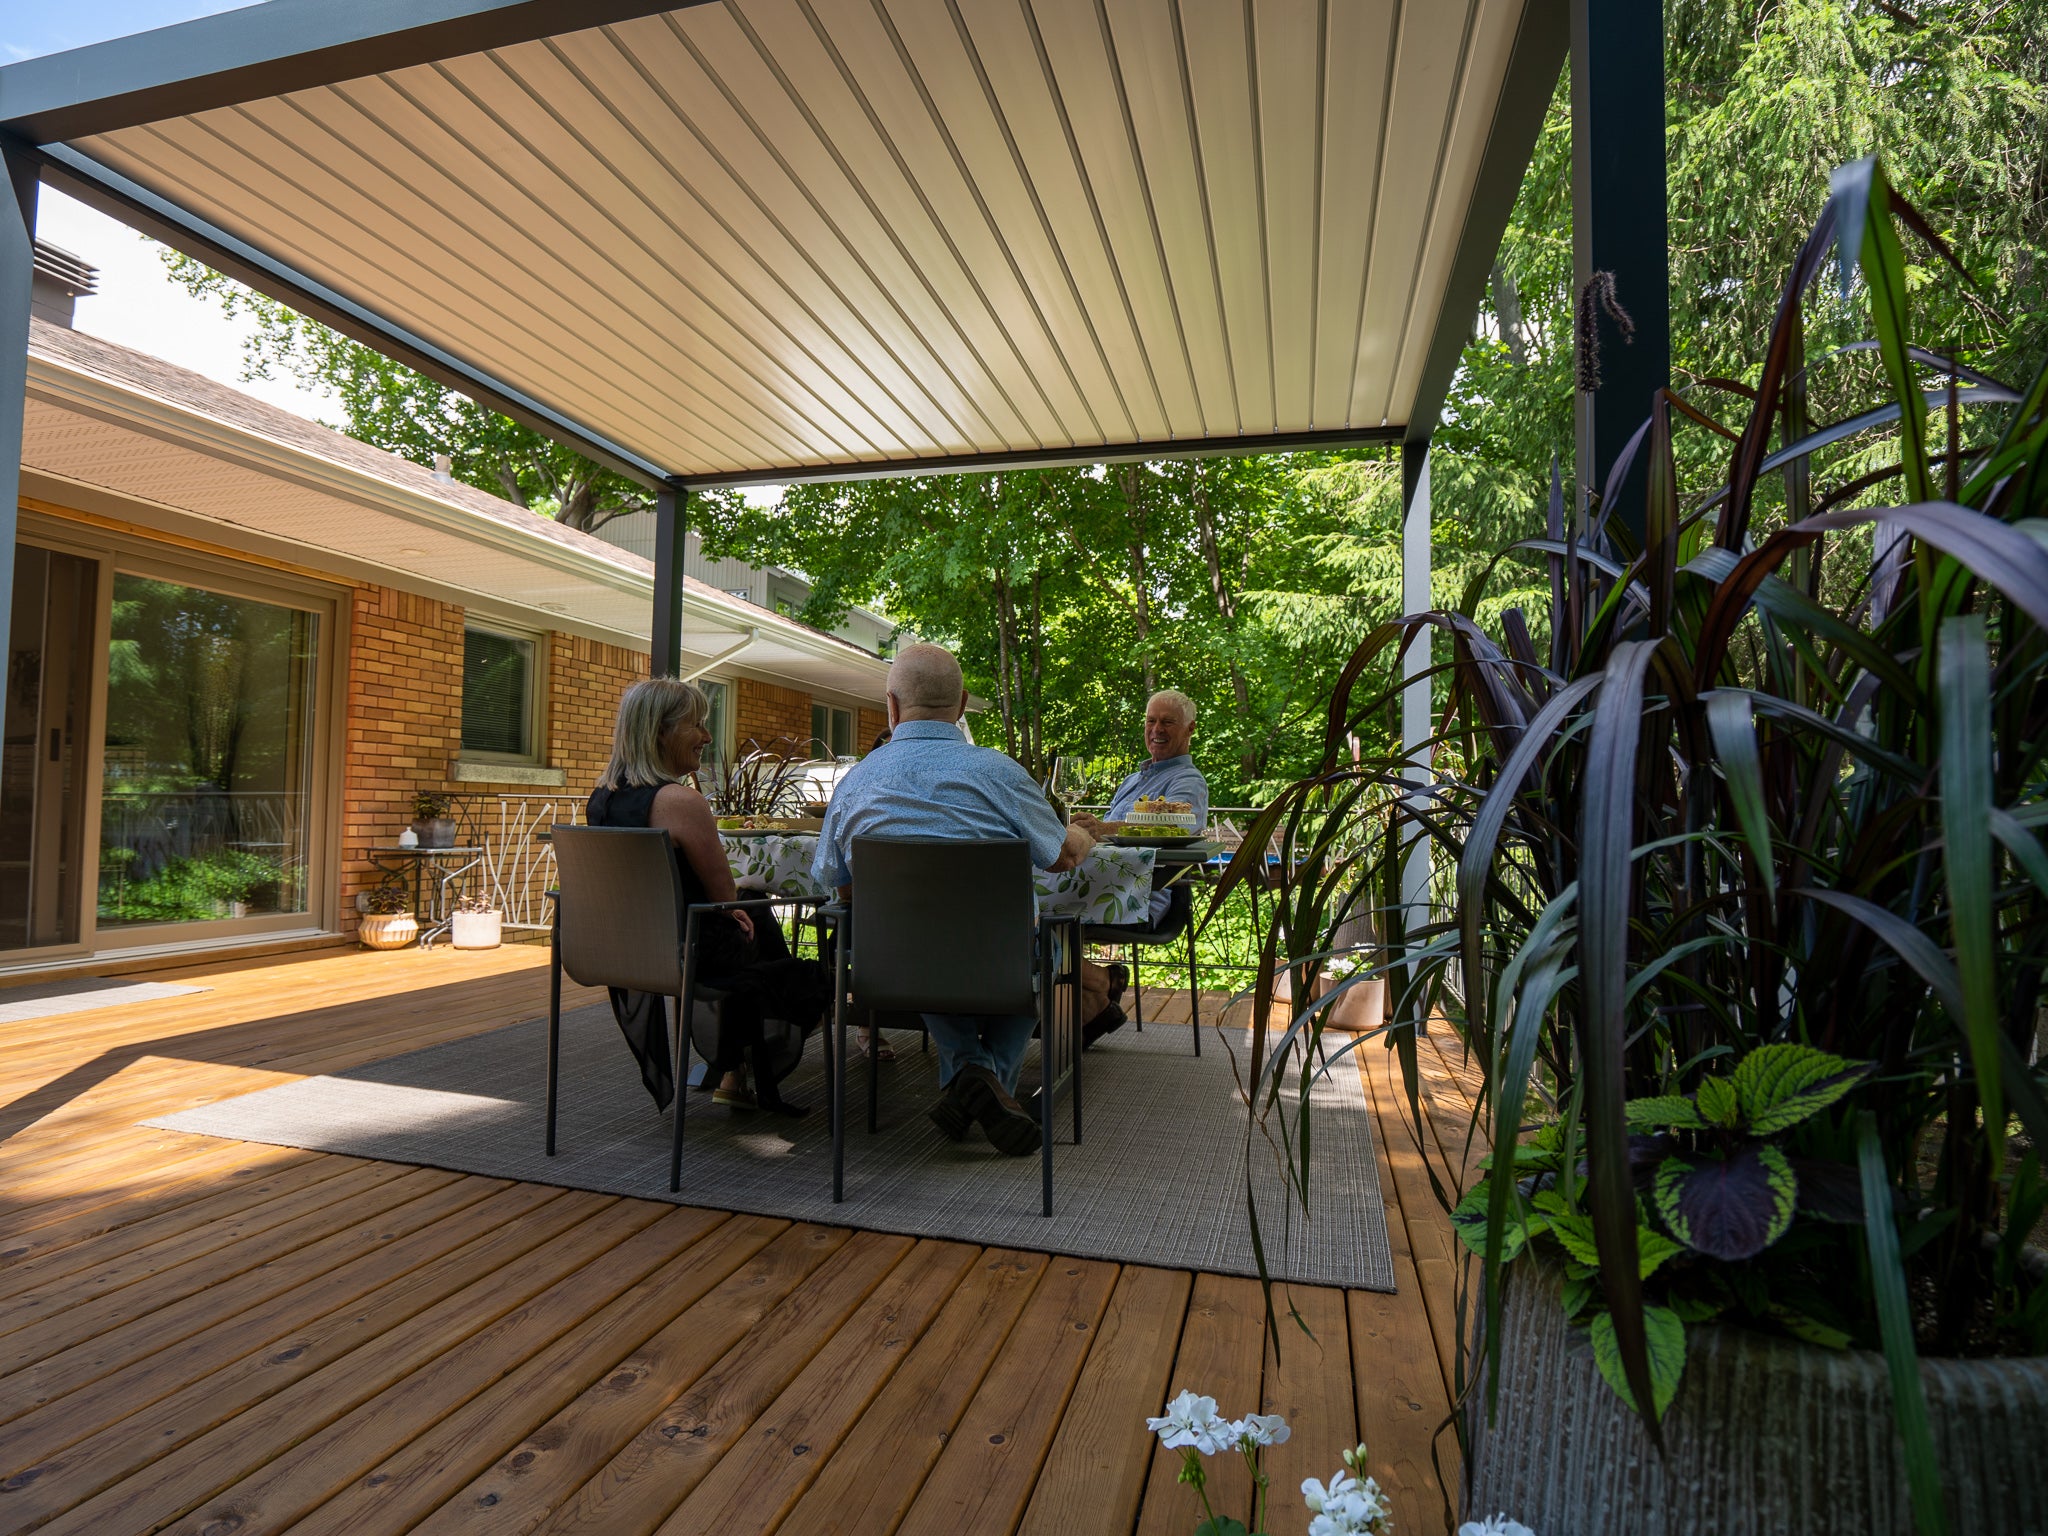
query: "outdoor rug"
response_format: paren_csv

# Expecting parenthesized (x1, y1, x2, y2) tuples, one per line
(146, 1001, 1395, 1291)
(0, 976, 207, 1024)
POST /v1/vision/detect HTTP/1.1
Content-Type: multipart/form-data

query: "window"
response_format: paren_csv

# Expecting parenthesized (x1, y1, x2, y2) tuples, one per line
(701, 678, 732, 770)
(810, 703, 854, 759)
(99, 574, 320, 930)
(461, 626, 537, 759)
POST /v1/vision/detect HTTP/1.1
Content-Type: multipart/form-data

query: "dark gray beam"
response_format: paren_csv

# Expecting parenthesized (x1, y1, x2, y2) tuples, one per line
(1572, 0, 1670, 542)
(676, 426, 1401, 493)
(1, 134, 34, 789)
(34, 144, 667, 490)
(1404, 0, 1569, 449)
(0, 0, 710, 144)
(652, 484, 687, 679)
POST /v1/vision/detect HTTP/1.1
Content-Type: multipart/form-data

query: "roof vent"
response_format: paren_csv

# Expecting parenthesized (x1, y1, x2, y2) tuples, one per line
(431, 453, 454, 481)
(31, 240, 99, 329)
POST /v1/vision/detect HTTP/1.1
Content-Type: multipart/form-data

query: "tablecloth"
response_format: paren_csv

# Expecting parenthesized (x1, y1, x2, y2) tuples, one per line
(720, 834, 1157, 925)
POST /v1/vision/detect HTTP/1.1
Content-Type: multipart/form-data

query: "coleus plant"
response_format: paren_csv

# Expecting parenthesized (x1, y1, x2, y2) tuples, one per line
(1453, 1043, 1873, 1414)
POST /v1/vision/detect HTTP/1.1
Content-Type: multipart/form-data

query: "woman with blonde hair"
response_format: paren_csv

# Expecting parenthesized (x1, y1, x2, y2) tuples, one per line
(587, 677, 826, 1115)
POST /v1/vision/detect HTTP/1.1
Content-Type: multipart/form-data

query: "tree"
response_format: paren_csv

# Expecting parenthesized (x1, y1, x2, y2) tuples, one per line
(161, 256, 651, 534)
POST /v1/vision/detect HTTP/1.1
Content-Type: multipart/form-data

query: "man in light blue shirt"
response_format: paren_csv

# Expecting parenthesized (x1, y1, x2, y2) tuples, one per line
(1077, 690, 1211, 927)
(813, 643, 1091, 1155)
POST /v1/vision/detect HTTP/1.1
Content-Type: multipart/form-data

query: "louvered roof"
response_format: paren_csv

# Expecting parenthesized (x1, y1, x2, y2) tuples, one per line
(2, 0, 1563, 487)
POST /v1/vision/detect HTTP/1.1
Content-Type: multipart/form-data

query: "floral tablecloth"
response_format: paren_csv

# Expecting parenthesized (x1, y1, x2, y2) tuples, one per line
(720, 834, 1156, 925)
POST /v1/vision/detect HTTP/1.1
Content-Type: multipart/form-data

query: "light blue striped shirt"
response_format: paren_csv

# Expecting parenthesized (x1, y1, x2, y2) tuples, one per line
(1107, 754, 1211, 827)
(811, 720, 1067, 890)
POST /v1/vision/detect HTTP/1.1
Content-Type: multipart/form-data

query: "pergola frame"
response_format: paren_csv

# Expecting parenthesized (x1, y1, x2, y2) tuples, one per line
(1, 0, 1661, 711)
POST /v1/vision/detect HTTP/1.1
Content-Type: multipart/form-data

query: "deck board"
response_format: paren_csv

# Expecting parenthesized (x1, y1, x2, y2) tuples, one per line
(0, 955, 1473, 1536)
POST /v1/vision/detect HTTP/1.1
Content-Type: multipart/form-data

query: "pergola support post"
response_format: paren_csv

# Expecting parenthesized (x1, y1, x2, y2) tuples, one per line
(1570, 0, 1670, 544)
(652, 482, 687, 678)
(0, 139, 33, 748)
(1399, 438, 1433, 940)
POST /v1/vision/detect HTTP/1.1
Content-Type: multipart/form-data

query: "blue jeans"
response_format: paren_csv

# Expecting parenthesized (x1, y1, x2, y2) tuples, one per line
(923, 1012, 1035, 1095)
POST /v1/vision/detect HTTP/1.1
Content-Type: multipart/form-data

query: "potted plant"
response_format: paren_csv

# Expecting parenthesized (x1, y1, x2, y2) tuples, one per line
(1222, 157, 2048, 1532)
(411, 790, 457, 849)
(449, 891, 503, 950)
(357, 880, 418, 950)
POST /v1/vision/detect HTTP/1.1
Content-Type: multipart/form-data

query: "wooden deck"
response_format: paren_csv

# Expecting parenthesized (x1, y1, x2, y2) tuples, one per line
(0, 944, 1481, 1536)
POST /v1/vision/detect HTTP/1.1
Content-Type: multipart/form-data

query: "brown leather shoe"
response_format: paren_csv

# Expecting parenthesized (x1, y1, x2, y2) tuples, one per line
(955, 1066, 1042, 1156)
(927, 1075, 974, 1141)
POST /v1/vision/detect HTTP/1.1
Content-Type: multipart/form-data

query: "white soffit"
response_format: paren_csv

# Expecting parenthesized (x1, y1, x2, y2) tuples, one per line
(67, 0, 1526, 481)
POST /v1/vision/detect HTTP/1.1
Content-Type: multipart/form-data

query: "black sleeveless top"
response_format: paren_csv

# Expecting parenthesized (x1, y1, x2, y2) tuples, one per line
(586, 780, 713, 909)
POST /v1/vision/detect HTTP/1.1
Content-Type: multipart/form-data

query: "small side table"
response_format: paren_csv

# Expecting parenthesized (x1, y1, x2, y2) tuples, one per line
(368, 846, 484, 946)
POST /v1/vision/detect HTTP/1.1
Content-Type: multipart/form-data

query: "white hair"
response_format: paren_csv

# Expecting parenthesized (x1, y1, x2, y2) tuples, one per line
(1147, 689, 1197, 726)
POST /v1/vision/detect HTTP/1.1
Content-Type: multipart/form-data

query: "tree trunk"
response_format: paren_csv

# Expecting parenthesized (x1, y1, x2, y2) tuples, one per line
(1028, 570, 1045, 777)
(1119, 465, 1155, 696)
(1493, 257, 1528, 367)
(1191, 466, 1258, 779)
(993, 574, 1018, 758)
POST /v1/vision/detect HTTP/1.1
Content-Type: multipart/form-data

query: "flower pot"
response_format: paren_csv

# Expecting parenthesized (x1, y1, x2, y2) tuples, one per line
(450, 909, 502, 950)
(1467, 1263, 2048, 1533)
(358, 912, 418, 950)
(411, 817, 457, 849)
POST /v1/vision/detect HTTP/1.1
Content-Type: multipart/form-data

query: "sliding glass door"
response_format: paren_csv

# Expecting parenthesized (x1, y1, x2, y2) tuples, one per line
(97, 574, 320, 934)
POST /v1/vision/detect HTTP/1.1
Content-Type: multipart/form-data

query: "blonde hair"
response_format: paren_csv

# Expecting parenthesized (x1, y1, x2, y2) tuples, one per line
(1147, 689, 1197, 727)
(599, 677, 710, 789)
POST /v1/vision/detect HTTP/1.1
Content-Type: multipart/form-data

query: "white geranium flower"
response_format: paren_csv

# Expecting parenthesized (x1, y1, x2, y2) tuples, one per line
(1459, 1517, 1535, 1536)
(1302, 1470, 1358, 1514)
(1232, 1411, 1292, 1449)
(1145, 1390, 1234, 1454)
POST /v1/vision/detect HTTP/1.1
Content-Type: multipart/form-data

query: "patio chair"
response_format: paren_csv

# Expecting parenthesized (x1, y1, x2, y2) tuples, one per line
(1083, 878, 1203, 1056)
(829, 835, 1083, 1217)
(545, 823, 820, 1193)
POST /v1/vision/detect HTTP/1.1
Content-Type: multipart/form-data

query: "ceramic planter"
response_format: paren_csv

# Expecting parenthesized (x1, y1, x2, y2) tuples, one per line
(450, 909, 502, 949)
(1467, 1262, 2048, 1533)
(410, 817, 457, 849)
(358, 912, 418, 950)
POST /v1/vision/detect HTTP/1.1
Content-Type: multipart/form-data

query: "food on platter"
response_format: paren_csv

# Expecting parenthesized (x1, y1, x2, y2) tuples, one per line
(716, 815, 822, 832)
(1132, 796, 1194, 815)
(1125, 795, 1201, 829)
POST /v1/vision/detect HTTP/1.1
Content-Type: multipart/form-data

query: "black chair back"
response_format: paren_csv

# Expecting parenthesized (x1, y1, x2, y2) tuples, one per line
(549, 825, 684, 995)
(848, 836, 1036, 1015)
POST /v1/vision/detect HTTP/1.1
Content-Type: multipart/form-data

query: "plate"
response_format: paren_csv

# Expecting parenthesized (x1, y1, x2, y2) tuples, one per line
(718, 824, 821, 837)
(1108, 833, 1207, 849)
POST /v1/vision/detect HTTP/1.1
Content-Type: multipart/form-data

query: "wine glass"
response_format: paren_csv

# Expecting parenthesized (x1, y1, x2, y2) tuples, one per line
(1047, 755, 1080, 825)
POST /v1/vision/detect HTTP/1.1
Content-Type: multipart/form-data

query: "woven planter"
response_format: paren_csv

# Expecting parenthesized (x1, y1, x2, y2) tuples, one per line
(358, 912, 418, 950)
(1467, 1263, 2048, 1533)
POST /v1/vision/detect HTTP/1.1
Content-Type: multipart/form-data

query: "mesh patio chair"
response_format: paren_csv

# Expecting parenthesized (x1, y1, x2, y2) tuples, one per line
(1082, 878, 1203, 1055)
(546, 823, 822, 1192)
(829, 835, 1083, 1217)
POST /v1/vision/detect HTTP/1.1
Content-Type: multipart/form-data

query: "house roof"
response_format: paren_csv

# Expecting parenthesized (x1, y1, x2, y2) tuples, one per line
(5, 0, 1567, 487)
(20, 315, 892, 699)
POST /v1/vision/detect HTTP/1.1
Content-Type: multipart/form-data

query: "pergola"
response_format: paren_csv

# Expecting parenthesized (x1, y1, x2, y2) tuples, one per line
(0, 0, 1665, 688)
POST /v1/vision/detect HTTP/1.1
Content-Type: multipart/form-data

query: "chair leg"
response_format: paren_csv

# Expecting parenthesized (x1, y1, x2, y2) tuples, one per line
(1070, 924, 1084, 1146)
(832, 938, 848, 1203)
(1187, 925, 1202, 1057)
(866, 1009, 880, 1135)
(668, 993, 688, 1194)
(546, 908, 561, 1158)
(1131, 948, 1144, 1029)
(1040, 939, 1054, 1219)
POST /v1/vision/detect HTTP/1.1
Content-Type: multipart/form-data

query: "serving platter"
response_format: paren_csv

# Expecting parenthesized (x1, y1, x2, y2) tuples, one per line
(1107, 832, 1207, 849)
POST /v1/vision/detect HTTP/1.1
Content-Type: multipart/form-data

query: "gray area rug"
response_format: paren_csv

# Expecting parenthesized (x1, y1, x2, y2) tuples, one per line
(0, 976, 206, 1023)
(146, 1002, 1394, 1291)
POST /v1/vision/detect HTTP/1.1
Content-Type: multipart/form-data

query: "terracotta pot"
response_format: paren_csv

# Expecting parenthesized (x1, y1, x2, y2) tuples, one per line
(358, 912, 419, 950)
(1467, 1262, 2048, 1533)
(450, 909, 502, 949)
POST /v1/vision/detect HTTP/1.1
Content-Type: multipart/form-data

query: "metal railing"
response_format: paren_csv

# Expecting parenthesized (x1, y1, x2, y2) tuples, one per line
(441, 793, 582, 934)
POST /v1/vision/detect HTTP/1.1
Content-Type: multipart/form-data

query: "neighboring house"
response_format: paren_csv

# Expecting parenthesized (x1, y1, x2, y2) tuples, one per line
(593, 513, 900, 661)
(7, 267, 889, 972)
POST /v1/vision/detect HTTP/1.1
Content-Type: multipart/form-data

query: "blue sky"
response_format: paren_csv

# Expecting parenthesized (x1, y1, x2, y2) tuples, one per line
(3, 2, 254, 63)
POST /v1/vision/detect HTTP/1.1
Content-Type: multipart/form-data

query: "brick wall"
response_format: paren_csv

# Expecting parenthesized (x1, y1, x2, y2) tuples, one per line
(548, 633, 649, 792)
(857, 706, 888, 754)
(734, 676, 812, 755)
(339, 586, 466, 931)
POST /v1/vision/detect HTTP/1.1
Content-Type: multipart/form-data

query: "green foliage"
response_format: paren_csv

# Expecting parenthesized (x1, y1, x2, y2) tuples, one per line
(1238, 153, 2048, 1511)
(98, 848, 283, 924)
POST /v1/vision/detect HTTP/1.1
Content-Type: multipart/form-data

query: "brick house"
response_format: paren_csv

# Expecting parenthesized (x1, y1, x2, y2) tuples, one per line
(6, 313, 892, 971)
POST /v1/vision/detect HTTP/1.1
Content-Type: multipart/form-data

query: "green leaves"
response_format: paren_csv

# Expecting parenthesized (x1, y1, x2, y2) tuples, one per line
(1626, 1096, 1704, 1131)
(1591, 1306, 1686, 1419)
(1694, 1075, 1742, 1128)
(1860, 1114, 1948, 1535)
(1939, 613, 2002, 1156)
(1731, 1045, 1871, 1136)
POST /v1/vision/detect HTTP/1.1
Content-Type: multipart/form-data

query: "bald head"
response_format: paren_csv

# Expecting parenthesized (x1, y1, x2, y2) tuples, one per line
(886, 642, 967, 723)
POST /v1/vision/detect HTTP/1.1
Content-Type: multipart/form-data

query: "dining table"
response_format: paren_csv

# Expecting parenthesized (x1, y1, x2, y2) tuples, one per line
(717, 830, 1168, 926)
